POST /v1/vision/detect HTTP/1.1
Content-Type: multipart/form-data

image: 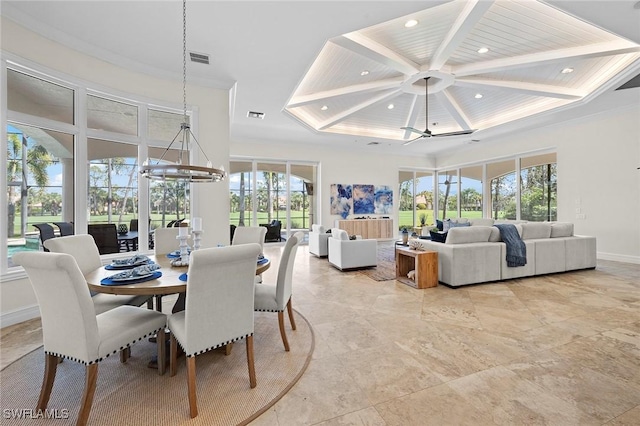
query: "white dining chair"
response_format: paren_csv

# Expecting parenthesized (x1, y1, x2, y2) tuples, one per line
(12, 251, 167, 426)
(232, 226, 267, 282)
(153, 227, 191, 255)
(254, 231, 303, 351)
(44, 234, 152, 313)
(167, 243, 261, 418)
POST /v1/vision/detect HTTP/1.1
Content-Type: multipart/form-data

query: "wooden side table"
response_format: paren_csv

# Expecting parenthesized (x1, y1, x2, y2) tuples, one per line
(395, 246, 438, 289)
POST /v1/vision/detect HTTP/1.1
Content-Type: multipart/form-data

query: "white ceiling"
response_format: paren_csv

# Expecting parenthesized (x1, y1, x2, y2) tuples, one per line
(3, 1, 640, 155)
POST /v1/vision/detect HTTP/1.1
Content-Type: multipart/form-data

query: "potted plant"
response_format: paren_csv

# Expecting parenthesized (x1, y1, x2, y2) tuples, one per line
(419, 214, 427, 227)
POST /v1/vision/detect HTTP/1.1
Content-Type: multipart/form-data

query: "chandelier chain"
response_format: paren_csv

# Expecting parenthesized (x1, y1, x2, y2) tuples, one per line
(182, 0, 187, 124)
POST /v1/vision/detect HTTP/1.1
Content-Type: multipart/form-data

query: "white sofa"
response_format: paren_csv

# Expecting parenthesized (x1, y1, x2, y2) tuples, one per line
(309, 224, 330, 257)
(416, 219, 596, 287)
(328, 228, 377, 270)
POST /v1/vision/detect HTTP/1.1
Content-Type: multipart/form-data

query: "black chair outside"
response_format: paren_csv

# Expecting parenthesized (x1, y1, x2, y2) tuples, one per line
(87, 224, 120, 254)
(129, 219, 139, 232)
(260, 220, 282, 242)
(53, 222, 74, 236)
(33, 223, 56, 252)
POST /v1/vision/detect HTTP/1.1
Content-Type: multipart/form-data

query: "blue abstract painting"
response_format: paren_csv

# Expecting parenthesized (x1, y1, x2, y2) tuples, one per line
(330, 184, 352, 219)
(353, 184, 375, 214)
(374, 185, 393, 214)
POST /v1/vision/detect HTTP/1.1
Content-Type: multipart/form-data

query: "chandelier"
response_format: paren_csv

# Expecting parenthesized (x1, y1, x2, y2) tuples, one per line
(140, 0, 226, 183)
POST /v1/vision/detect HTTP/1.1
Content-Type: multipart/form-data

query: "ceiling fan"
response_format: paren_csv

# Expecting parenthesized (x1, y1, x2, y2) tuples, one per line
(402, 77, 475, 146)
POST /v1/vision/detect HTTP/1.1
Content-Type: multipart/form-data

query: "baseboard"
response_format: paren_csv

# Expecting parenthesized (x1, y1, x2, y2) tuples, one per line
(597, 252, 640, 265)
(0, 304, 40, 328)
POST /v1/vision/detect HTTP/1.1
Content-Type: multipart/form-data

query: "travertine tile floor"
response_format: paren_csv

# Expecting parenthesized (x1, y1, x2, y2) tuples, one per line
(2, 243, 639, 425)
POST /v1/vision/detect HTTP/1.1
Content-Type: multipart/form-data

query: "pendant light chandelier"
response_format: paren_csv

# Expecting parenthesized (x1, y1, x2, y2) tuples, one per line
(140, 0, 226, 183)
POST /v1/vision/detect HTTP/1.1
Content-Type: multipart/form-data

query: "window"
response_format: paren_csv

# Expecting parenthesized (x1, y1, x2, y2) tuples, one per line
(399, 170, 434, 231)
(6, 124, 74, 266)
(438, 169, 458, 221)
(459, 165, 483, 220)
(520, 153, 557, 221)
(488, 160, 517, 220)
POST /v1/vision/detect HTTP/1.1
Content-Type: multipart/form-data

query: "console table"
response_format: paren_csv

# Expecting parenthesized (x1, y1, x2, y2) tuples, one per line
(395, 246, 438, 289)
(335, 218, 393, 239)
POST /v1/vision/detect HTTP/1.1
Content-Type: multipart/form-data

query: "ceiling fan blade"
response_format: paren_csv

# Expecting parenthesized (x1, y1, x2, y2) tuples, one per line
(402, 134, 427, 146)
(400, 126, 429, 136)
(431, 129, 476, 137)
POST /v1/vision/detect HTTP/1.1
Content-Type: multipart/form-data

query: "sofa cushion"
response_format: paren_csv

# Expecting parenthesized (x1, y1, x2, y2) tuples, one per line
(331, 228, 349, 240)
(450, 221, 471, 228)
(445, 226, 492, 244)
(488, 227, 501, 242)
(470, 218, 495, 227)
(521, 222, 552, 240)
(551, 222, 574, 238)
(312, 224, 325, 233)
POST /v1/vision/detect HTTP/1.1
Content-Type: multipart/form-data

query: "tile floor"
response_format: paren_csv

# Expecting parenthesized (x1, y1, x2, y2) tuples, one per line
(2, 243, 639, 425)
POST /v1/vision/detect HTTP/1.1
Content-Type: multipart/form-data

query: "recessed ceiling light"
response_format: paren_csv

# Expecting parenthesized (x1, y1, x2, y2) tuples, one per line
(477, 47, 489, 54)
(475, 93, 483, 99)
(404, 19, 418, 28)
(387, 104, 394, 110)
(360, 70, 369, 76)
(320, 105, 328, 111)
(561, 67, 574, 74)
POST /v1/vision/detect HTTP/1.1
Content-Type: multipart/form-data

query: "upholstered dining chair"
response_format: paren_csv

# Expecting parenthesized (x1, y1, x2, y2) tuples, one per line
(12, 251, 167, 426)
(44, 235, 152, 313)
(254, 231, 303, 352)
(167, 243, 261, 418)
(232, 226, 267, 283)
(153, 227, 192, 255)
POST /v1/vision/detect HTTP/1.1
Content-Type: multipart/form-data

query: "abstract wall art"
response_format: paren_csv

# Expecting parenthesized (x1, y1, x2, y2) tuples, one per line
(353, 184, 375, 214)
(374, 185, 393, 214)
(330, 184, 352, 219)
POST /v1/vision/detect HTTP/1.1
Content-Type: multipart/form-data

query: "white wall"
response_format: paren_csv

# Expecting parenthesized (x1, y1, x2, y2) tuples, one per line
(437, 105, 640, 263)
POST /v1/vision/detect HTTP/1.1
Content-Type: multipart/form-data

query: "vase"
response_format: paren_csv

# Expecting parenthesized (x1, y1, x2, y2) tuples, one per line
(401, 231, 408, 245)
(118, 224, 128, 235)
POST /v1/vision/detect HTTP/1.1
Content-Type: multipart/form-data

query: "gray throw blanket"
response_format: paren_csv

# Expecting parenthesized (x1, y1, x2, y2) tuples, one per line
(494, 224, 527, 267)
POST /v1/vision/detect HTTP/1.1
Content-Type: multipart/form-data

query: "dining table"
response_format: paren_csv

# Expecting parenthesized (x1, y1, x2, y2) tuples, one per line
(85, 253, 271, 311)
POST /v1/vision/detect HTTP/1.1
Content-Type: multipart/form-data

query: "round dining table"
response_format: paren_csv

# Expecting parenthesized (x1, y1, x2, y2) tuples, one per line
(85, 253, 271, 299)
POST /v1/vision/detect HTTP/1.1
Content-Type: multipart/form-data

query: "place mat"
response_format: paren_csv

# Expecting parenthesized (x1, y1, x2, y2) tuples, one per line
(179, 273, 187, 282)
(167, 249, 191, 259)
(257, 257, 269, 265)
(101, 271, 162, 286)
(105, 260, 153, 270)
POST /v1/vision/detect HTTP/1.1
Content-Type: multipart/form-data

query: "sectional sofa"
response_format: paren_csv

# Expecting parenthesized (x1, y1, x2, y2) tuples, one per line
(415, 219, 596, 287)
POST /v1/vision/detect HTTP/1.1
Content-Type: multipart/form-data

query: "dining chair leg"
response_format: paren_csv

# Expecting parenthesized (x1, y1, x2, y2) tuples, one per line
(246, 335, 257, 388)
(170, 333, 178, 377)
(157, 328, 166, 376)
(287, 298, 297, 330)
(119, 347, 130, 363)
(37, 354, 58, 411)
(186, 356, 198, 418)
(77, 364, 98, 426)
(278, 311, 290, 352)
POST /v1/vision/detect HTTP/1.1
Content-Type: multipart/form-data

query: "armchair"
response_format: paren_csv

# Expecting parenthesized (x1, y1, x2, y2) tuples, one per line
(260, 220, 282, 242)
(309, 224, 330, 257)
(328, 228, 377, 270)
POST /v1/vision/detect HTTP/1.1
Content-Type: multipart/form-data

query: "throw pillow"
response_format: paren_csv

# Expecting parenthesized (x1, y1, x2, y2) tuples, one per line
(550, 222, 574, 238)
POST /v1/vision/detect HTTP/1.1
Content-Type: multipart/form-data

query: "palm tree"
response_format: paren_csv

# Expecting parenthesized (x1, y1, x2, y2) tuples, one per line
(6, 132, 52, 237)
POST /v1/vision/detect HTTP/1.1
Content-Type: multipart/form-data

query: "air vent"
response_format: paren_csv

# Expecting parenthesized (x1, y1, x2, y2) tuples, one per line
(189, 52, 210, 65)
(247, 111, 265, 119)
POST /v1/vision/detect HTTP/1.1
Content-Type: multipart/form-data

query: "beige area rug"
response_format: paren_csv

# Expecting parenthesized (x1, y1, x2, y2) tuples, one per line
(344, 242, 397, 281)
(0, 311, 314, 425)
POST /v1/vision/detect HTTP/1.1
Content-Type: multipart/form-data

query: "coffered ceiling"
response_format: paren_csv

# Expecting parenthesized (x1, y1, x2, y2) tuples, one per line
(2, 1, 640, 155)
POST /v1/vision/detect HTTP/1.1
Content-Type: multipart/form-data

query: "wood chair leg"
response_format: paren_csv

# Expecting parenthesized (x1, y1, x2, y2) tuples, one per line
(119, 347, 130, 363)
(186, 356, 198, 418)
(278, 311, 290, 351)
(37, 354, 58, 411)
(170, 333, 178, 377)
(156, 328, 166, 376)
(77, 364, 98, 426)
(287, 298, 297, 330)
(246, 336, 257, 388)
